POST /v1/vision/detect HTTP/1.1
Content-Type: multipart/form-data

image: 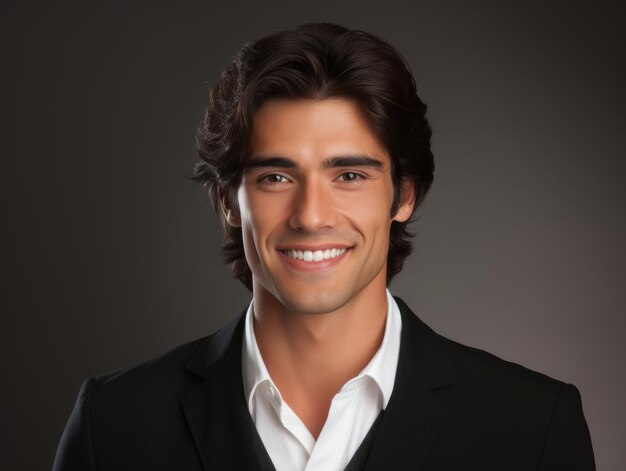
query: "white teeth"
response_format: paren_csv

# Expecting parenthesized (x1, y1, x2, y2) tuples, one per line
(282, 248, 347, 262)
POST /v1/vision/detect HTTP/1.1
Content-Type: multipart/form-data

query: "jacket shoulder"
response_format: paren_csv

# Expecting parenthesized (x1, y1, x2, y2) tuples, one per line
(92, 335, 208, 391)
(442, 332, 565, 396)
(89, 312, 243, 409)
(395, 298, 594, 468)
(396, 296, 565, 398)
(54, 331, 224, 471)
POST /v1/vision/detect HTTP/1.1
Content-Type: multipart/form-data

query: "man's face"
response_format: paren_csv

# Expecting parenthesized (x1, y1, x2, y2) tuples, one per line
(229, 98, 413, 315)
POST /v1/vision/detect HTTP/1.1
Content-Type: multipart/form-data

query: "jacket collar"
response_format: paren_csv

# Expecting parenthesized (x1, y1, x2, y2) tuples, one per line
(182, 311, 272, 471)
(363, 296, 456, 470)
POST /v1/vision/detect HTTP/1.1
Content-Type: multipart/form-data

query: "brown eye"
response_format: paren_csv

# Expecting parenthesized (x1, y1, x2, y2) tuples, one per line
(262, 174, 288, 184)
(337, 172, 365, 182)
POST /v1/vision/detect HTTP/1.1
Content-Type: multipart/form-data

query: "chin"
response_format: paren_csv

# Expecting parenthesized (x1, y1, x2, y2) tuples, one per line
(276, 287, 353, 315)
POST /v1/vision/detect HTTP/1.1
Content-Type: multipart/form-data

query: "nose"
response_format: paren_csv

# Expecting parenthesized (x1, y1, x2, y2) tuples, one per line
(288, 178, 336, 233)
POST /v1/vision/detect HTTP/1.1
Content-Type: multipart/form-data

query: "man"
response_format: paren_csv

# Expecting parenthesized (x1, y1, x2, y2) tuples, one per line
(53, 23, 595, 470)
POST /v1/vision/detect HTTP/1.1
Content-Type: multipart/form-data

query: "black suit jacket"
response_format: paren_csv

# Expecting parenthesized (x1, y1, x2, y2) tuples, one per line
(53, 298, 595, 470)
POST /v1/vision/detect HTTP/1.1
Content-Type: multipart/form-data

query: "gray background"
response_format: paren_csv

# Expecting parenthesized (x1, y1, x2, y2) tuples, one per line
(2, 0, 624, 469)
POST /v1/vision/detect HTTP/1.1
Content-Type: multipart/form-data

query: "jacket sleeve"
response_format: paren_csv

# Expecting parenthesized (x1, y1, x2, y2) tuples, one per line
(52, 378, 97, 471)
(538, 383, 595, 471)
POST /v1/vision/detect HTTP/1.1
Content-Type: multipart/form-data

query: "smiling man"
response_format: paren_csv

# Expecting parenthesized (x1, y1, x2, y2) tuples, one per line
(54, 23, 594, 471)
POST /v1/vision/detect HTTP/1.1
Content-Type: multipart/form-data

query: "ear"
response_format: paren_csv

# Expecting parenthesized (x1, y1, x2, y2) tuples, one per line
(392, 179, 416, 223)
(218, 190, 242, 227)
(225, 207, 242, 227)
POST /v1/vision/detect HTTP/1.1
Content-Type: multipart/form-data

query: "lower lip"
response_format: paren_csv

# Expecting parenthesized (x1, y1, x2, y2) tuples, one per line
(277, 249, 351, 273)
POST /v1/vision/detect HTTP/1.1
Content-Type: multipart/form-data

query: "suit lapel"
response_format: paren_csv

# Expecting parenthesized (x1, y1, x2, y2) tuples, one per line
(364, 298, 455, 470)
(181, 313, 270, 471)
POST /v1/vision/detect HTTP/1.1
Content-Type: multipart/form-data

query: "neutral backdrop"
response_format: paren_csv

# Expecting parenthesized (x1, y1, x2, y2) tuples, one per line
(3, 1, 624, 469)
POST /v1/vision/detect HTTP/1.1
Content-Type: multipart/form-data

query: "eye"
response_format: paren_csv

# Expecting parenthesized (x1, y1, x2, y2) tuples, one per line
(260, 174, 289, 184)
(337, 172, 365, 183)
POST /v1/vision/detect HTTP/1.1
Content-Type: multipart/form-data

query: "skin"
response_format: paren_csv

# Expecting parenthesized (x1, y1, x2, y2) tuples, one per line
(224, 98, 415, 438)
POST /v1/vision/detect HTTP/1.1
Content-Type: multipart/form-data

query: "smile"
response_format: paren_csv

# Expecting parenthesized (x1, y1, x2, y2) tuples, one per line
(280, 248, 348, 262)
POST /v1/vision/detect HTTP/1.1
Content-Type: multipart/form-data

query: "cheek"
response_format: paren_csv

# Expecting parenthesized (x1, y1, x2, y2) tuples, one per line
(239, 194, 283, 264)
(343, 190, 393, 227)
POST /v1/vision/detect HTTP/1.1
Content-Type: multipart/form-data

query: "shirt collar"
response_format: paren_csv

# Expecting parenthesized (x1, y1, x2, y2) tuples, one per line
(241, 289, 402, 412)
(358, 289, 402, 408)
(241, 300, 271, 414)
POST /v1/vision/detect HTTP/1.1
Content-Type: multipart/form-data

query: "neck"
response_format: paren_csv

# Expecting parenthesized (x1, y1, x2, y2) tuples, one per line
(251, 279, 389, 437)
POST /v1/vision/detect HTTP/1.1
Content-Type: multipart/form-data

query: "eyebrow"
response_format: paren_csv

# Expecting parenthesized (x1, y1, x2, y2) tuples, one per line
(244, 155, 385, 171)
(323, 156, 384, 169)
(245, 156, 297, 170)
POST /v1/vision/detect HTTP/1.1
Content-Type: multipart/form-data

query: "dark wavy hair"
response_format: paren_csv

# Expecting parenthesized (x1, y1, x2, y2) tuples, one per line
(194, 23, 434, 290)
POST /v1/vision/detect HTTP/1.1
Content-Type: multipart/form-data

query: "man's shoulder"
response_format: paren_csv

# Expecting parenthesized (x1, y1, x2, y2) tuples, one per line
(396, 296, 568, 405)
(440, 329, 566, 400)
(92, 336, 207, 390)
(392, 302, 593, 467)
(89, 313, 244, 399)
(54, 314, 249, 470)
(435, 322, 561, 385)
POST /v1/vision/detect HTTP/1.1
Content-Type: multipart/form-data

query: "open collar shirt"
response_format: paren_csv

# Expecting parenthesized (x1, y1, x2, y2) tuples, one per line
(241, 290, 402, 471)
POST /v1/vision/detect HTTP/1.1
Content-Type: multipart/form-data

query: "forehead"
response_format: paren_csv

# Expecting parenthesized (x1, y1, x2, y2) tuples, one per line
(248, 98, 390, 165)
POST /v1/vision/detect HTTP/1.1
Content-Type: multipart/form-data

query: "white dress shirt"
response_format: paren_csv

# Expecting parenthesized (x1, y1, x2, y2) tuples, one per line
(241, 290, 402, 471)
